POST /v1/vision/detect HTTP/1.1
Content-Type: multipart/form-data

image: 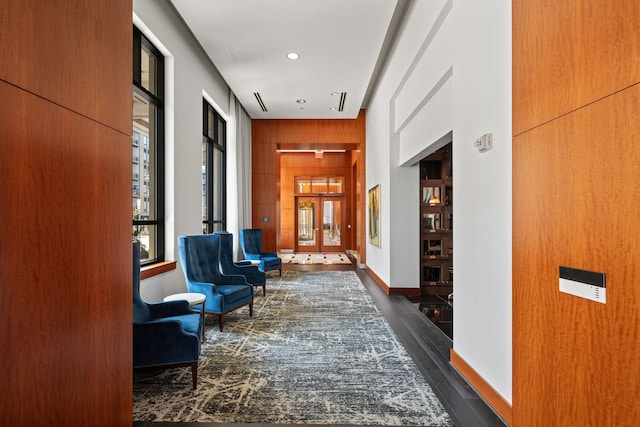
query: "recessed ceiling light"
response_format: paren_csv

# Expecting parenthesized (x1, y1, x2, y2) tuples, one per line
(287, 52, 300, 60)
(331, 92, 339, 96)
(296, 99, 306, 104)
(330, 107, 337, 111)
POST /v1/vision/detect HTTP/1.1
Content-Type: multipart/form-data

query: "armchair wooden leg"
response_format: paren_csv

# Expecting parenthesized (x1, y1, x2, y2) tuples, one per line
(218, 314, 224, 332)
(249, 300, 254, 317)
(279, 268, 282, 276)
(190, 362, 198, 389)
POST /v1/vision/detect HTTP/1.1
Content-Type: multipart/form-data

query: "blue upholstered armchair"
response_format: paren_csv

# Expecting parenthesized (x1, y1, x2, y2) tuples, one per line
(178, 234, 254, 331)
(132, 242, 202, 389)
(239, 228, 282, 276)
(217, 231, 267, 295)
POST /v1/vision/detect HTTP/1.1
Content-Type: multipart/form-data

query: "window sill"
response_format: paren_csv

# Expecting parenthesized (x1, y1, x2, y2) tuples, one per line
(141, 261, 177, 280)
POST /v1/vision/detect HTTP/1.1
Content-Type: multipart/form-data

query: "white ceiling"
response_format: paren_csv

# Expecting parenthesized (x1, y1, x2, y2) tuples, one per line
(170, 0, 405, 119)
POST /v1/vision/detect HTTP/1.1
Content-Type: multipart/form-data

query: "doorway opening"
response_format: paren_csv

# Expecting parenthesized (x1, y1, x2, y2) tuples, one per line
(408, 141, 453, 340)
(296, 196, 344, 252)
(294, 175, 345, 253)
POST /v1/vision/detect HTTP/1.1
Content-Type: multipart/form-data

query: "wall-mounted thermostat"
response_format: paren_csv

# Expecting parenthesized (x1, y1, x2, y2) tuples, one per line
(559, 266, 606, 304)
(474, 133, 493, 153)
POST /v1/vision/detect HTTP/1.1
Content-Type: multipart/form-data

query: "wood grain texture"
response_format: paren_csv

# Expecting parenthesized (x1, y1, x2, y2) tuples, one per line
(0, 0, 132, 133)
(513, 0, 640, 135)
(279, 152, 352, 251)
(513, 84, 640, 426)
(0, 82, 132, 425)
(251, 121, 279, 251)
(318, 113, 364, 144)
(252, 115, 365, 253)
(277, 119, 319, 144)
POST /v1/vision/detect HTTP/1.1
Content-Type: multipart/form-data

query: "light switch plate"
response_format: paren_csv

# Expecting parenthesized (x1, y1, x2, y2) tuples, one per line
(559, 266, 606, 304)
(559, 278, 606, 304)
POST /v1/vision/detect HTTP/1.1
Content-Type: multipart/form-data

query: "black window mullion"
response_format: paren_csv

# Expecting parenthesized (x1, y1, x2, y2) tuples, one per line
(202, 101, 226, 234)
(133, 26, 164, 265)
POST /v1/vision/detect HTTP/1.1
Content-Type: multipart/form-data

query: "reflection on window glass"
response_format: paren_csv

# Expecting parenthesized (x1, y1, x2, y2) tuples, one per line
(141, 47, 157, 94)
(329, 177, 343, 193)
(132, 92, 158, 262)
(295, 176, 344, 195)
(312, 177, 328, 193)
(133, 27, 163, 264)
(202, 100, 226, 233)
(296, 177, 311, 193)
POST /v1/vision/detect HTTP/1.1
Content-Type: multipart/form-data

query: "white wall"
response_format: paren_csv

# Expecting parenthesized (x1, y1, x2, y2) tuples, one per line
(366, 0, 512, 404)
(366, 0, 452, 288)
(133, 0, 232, 302)
(451, 0, 512, 404)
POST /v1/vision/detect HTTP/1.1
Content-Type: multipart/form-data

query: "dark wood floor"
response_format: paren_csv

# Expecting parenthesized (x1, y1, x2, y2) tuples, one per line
(134, 261, 507, 427)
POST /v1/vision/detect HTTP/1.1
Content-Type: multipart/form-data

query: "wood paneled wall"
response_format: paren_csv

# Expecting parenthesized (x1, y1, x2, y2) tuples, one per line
(512, 1, 640, 136)
(279, 153, 353, 250)
(251, 120, 280, 250)
(513, 0, 640, 425)
(0, 1, 133, 425)
(251, 111, 366, 254)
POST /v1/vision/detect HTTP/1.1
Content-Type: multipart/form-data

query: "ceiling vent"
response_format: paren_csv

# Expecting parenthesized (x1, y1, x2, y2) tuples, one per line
(338, 92, 347, 111)
(254, 92, 268, 112)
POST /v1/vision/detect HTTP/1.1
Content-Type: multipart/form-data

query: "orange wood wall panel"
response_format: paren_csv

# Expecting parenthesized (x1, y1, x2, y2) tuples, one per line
(279, 153, 352, 250)
(0, 82, 132, 425)
(351, 111, 366, 264)
(513, 0, 640, 135)
(0, 0, 132, 133)
(317, 118, 361, 143)
(276, 119, 319, 144)
(0, 1, 132, 424)
(252, 119, 279, 143)
(513, 1, 640, 423)
(252, 114, 365, 253)
(251, 121, 279, 251)
(513, 85, 640, 425)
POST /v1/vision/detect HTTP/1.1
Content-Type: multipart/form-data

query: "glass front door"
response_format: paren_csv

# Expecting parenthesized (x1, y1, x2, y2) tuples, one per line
(296, 196, 343, 252)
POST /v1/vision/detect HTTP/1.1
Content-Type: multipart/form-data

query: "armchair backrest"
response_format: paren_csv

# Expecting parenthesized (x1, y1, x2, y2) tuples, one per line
(239, 228, 264, 258)
(178, 234, 225, 285)
(217, 231, 237, 266)
(132, 242, 150, 323)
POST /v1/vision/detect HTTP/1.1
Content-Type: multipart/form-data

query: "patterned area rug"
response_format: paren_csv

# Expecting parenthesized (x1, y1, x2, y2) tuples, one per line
(281, 252, 352, 264)
(133, 271, 453, 426)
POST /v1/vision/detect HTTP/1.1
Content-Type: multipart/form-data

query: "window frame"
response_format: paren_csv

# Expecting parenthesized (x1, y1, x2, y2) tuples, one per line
(133, 26, 165, 266)
(202, 99, 227, 234)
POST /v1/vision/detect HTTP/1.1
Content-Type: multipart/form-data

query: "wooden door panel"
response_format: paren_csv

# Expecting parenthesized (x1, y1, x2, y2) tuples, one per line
(0, 0, 132, 133)
(0, 81, 132, 426)
(513, 84, 640, 425)
(513, 0, 640, 135)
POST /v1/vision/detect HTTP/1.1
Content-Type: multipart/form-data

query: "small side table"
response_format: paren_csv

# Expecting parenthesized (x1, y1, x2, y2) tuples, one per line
(163, 292, 206, 342)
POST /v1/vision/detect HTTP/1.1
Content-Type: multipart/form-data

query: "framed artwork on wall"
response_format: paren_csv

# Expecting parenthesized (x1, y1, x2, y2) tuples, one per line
(368, 184, 380, 248)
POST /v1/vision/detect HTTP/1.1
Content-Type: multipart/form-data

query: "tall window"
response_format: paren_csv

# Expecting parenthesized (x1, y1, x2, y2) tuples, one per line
(202, 100, 226, 233)
(133, 27, 164, 264)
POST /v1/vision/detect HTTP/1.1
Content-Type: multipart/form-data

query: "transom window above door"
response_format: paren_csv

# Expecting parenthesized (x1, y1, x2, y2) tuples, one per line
(295, 176, 344, 195)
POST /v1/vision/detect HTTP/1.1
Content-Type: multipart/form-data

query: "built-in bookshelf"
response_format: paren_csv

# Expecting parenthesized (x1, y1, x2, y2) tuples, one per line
(419, 143, 452, 296)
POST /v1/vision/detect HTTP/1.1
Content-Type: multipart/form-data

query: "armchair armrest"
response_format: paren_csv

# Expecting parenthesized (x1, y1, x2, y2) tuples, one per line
(218, 273, 251, 285)
(147, 300, 196, 318)
(187, 281, 219, 298)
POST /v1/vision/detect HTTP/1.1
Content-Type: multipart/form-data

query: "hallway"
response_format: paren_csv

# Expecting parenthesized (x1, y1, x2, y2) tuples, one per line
(134, 262, 506, 427)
